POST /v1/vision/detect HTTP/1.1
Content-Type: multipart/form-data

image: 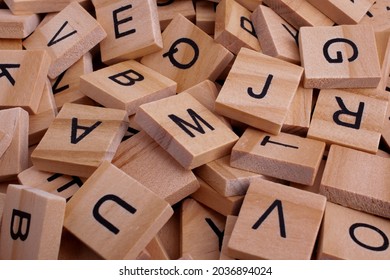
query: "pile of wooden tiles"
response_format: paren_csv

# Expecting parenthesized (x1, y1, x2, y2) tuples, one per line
(0, 0, 389, 260)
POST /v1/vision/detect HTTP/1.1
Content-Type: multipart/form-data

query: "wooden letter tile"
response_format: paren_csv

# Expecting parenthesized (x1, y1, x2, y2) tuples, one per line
(181, 198, 226, 260)
(80, 60, 177, 116)
(214, 0, 261, 55)
(23, 2, 106, 79)
(262, 0, 334, 29)
(251, 4, 300, 64)
(157, 0, 196, 31)
(215, 47, 303, 135)
(93, 0, 163, 65)
(141, 14, 233, 92)
(4, 0, 91, 14)
(0, 108, 28, 181)
(0, 50, 50, 114)
(31, 103, 128, 178)
(306, 0, 375, 24)
(135, 92, 238, 170)
(64, 161, 173, 259)
(360, 0, 390, 32)
(112, 131, 199, 205)
(191, 177, 244, 216)
(0, 9, 40, 39)
(157, 209, 181, 260)
(0, 184, 66, 259)
(318, 202, 390, 259)
(299, 25, 381, 88)
(17, 166, 84, 202)
(320, 145, 390, 219)
(231, 127, 325, 186)
(308, 89, 387, 154)
(227, 179, 326, 259)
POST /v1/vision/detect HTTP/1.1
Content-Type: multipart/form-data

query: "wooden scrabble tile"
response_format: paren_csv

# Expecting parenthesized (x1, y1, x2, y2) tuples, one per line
(135, 92, 238, 170)
(0, 39, 22, 50)
(214, 0, 261, 55)
(215, 47, 303, 135)
(196, 1, 216, 35)
(306, 0, 375, 24)
(0, 50, 50, 114)
(145, 236, 170, 260)
(93, 0, 163, 65)
(282, 83, 313, 136)
(191, 177, 244, 216)
(112, 131, 199, 205)
(251, 4, 300, 64)
(194, 155, 270, 197)
(307, 89, 387, 154)
(58, 229, 102, 260)
(231, 128, 325, 185)
(157, 209, 181, 260)
(31, 103, 128, 178)
(0, 184, 66, 260)
(220, 215, 237, 260)
(236, 0, 262, 11)
(299, 25, 382, 89)
(4, 0, 91, 14)
(29, 80, 58, 146)
(17, 166, 84, 202)
(0, 9, 40, 39)
(360, 0, 390, 32)
(227, 179, 326, 260)
(0, 108, 28, 182)
(320, 145, 390, 219)
(50, 52, 95, 110)
(181, 198, 226, 260)
(23, 2, 106, 79)
(80, 60, 177, 116)
(141, 14, 233, 92)
(318, 202, 390, 260)
(157, 0, 196, 31)
(64, 161, 173, 259)
(262, 0, 334, 29)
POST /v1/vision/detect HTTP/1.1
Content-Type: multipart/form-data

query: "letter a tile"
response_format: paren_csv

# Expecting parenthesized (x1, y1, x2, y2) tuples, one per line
(31, 103, 128, 178)
(64, 161, 173, 259)
(215, 47, 303, 135)
(135, 92, 238, 170)
(0, 184, 66, 259)
(227, 180, 326, 259)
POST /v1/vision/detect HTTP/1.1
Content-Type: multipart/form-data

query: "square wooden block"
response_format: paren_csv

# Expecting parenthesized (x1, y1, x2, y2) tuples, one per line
(360, 0, 390, 32)
(31, 103, 128, 178)
(80, 60, 177, 116)
(181, 198, 226, 260)
(0, 50, 50, 114)
(23, 2, 106, 79)
(215, 47, 303, 135)
(320, 145, 390, 219)
(157, 0, 196, 31)
(50, 52, 95, 110)
(227, 179, 326, 259)
(299, 25, 381, 88)
(318, 202, 390, 260)
(308, 89, 387, 154)
(214, 0, 261, 55)
(262, 0, 334, 29)
(4, 0, 91, 14)
(231, 127, 325, 185)
(64, 161, 173, 259)
(0, 9, 40, 39)
(93, 0, 163, 64)
(0, 184, 66, 260)
(141, 14, 233, 92)
(0, 107, 28, 181)
(112, 131, 199, 205)
(135, 92, 238, 170)
(306, 0, 375, 24)
(251, 4, 300, 64)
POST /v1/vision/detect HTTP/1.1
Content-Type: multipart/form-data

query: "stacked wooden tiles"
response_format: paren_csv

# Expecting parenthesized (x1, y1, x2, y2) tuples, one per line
(0, 0, 389, 260)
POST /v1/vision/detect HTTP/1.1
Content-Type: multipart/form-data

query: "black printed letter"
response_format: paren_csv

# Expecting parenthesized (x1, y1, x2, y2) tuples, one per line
(205, 218, 224, 251)
(240, 16, 257, 38)
(93, 194, 137, 234)
(0, 64, 20, 86)
(108, 69, 144, 86)
(168, 109, 214, 138)
(70, 117, 102, 144)
(47, 173, 83, 202)
(113, 4, 135, 39)
(163, 38, 199, 69)
(323, 38, 359, 63)
(48, 21, 77, 47)
(52, 70, 69, 94)
(349, 223, 389, 252)
(332, 96, 364, 129)
(10, 209, 31, 241)
(247, 74, 273, 99)
(252, 199, 286, 238)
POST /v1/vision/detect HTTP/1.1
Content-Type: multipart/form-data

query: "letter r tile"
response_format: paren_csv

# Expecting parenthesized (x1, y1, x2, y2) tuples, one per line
(134, 92, 239, 170)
